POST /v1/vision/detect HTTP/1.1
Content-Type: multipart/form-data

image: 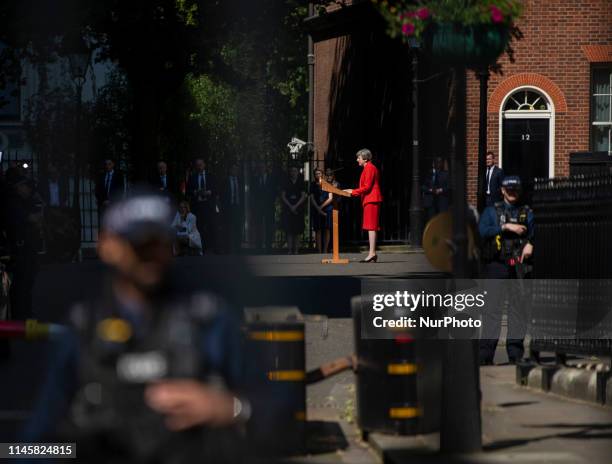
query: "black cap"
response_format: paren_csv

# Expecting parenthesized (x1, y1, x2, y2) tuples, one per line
(501, 176, 522, 189)
(102, 193, 174, 244)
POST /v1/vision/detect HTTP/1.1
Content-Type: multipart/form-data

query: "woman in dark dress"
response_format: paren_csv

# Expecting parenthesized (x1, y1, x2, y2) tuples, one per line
(281, 165, 307, 254)
(310, 168, 333, 253)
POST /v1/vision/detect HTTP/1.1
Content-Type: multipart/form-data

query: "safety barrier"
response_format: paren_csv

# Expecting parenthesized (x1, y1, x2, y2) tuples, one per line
(244, 306, 306, 455)
(529, 173, 612, 359)
(351, 295, 442, 437)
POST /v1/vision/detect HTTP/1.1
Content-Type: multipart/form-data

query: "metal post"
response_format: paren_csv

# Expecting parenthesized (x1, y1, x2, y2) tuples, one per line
(476, 67, 490, 212)
(307, 2, 315, 249)
(243, 161, 250, 248)
(408, 45, 423, 247)
(307, 3, 315, 154)
(68, 43, 90, 252)
(74, 83, 83, 217)
(440, 66, 482, 453)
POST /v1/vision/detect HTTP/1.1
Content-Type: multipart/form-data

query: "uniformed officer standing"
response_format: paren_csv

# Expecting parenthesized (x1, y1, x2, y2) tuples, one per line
(24, 192, 249, 464)
(478, 176, 534, 365)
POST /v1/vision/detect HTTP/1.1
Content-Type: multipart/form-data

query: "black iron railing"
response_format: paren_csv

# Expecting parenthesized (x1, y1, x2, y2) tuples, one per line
(529, 173, 612, 358)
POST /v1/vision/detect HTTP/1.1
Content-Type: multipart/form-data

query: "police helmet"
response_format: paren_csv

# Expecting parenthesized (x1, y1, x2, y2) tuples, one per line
(501, 176, 522, 190)
(102, 189, 174, 244)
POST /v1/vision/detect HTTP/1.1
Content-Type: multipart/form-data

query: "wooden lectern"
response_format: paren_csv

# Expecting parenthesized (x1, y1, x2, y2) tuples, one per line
(320, 178, 351, 264)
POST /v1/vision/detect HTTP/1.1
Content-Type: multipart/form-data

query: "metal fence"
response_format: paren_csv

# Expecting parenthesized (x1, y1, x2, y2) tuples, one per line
(529, 173, 612, 358)
(569, 151, 612, 177)
(2, 149, 407, 252)
(1, 149, 100, 248)
(0, 148, 38, 178)
(77, 178, 99, 246)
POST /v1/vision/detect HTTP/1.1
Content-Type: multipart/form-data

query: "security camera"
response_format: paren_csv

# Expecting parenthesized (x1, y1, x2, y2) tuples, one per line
(287, 137, 307, 155)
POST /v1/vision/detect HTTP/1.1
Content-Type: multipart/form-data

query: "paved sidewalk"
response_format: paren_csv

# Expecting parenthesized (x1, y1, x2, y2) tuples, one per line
(244, 252, 436, 277)
(478, 364, 612, 463)
(301, 319, 612, 464)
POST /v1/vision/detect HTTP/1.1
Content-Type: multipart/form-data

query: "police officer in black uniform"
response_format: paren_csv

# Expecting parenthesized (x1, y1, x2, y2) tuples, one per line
(478, 176, 534, 365)
(24, 192, 249, 463)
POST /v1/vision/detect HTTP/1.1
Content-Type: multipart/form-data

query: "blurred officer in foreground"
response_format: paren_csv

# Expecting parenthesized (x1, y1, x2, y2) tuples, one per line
(24, 191, 248, 463)
(478, 176, 534, 365)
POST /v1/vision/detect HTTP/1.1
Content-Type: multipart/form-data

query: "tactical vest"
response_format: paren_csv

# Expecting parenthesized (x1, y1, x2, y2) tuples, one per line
(62, 293, 242, 464)
(483, 203, 531, 263)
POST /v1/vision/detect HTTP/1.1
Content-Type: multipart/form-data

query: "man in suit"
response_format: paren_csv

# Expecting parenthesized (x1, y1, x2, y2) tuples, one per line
(220, 163, 244, 254)
(150, 161, 175, 200)
(187, 158, 216, 252)
(484, 151, 504, 207)
(422, 157, 450, 222)
(250, 161, 277, 253)
(95, 158, 125, 215)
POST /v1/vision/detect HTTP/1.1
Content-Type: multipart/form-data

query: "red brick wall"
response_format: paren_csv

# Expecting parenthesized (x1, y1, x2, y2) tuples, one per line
(313, 35, 351, 167)
(466, 0, 612, 204)
(312, 0, 366, 166)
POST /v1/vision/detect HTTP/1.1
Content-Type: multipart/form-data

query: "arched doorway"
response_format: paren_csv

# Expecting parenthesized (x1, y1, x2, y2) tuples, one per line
(500, 87, 554, 191)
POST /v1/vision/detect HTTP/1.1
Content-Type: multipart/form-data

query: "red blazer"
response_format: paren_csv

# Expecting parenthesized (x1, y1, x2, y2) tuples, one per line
(351, 162, 383, 205)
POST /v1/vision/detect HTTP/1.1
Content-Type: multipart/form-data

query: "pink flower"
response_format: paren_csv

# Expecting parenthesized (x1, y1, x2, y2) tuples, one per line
(416, 7, 430, 20)
(490, 5, 504, 23)
(401, 22, 415, 36)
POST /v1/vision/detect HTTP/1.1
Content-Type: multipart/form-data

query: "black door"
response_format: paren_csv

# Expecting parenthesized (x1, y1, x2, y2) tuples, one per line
(502, 118, 549, 193)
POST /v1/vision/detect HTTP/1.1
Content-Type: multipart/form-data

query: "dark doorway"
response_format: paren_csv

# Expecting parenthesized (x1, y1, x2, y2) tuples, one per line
(502, 118, 550, 193)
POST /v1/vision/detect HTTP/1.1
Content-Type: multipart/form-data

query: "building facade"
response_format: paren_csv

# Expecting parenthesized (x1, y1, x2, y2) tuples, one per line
(466, 0, 612, 204)
(307, 0, 452, 244)
(309, 0, 612, 244)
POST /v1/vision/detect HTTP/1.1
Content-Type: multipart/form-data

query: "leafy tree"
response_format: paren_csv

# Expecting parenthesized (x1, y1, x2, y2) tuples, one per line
(1, 0, 309, 179)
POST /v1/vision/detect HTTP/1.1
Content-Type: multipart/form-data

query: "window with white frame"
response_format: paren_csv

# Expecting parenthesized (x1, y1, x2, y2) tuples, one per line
(592, 66, 612, 156)
(504, 89, 550, 112)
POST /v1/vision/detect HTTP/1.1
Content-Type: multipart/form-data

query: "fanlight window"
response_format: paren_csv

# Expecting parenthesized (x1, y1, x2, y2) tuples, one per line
(504, 90, 550, 111)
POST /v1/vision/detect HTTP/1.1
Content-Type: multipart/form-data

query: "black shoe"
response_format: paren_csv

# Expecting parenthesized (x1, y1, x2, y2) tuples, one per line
(480, 359, 494, 366)
(360, 255, 378, 263)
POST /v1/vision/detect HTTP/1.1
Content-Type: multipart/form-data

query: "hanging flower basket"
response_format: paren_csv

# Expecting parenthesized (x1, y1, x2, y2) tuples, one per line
(372, 0, 522, 67)
(423, 23, 509, 67)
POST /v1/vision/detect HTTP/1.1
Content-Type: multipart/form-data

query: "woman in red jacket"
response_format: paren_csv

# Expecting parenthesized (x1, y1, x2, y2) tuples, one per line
(344, 148, 382, 263)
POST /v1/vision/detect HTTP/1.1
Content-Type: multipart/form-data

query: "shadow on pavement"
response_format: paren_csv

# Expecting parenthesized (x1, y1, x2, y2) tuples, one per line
(306, 420, 349, 454)
(484, 423, 612, 452)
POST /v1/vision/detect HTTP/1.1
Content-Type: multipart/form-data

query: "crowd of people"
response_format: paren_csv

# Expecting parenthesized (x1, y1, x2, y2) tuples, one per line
(0, 149, 524, 325)
(0, 157, 346, 325)
(94, 157, 343, 257)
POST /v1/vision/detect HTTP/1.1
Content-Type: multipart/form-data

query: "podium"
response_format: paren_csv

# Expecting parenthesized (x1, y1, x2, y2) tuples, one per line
(320, 178, 351, 264)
